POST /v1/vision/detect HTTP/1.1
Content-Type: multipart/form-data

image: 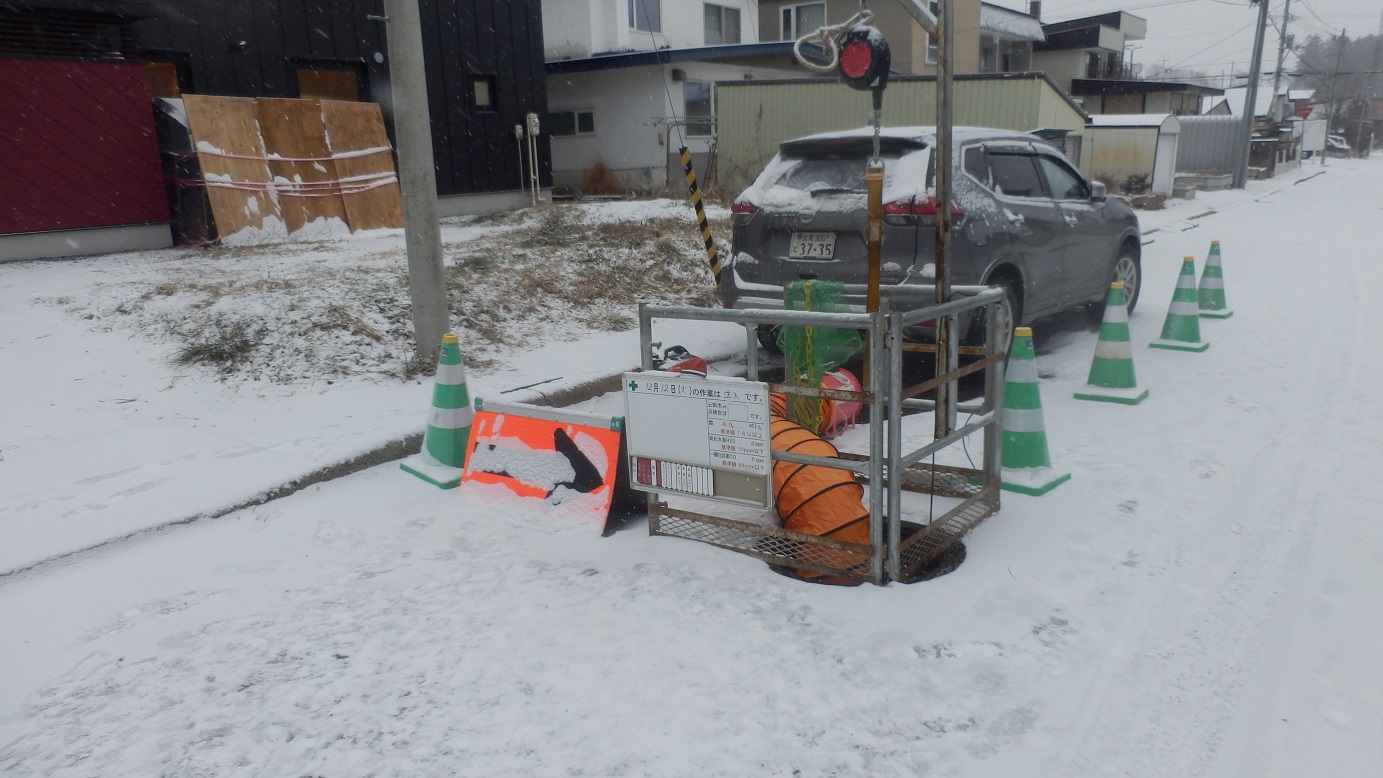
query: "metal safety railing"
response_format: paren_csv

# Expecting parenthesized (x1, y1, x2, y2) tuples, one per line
(637, 283, 1005, 585)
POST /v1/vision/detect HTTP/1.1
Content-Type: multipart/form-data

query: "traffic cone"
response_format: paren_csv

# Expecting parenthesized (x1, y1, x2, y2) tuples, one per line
(1000, 327, 1070, 496)
(400, 333, 474, 489)
(1149, 257, 1210, 352)
(1075, 282, 1149, 405)
(1197, 240, 1233, 318)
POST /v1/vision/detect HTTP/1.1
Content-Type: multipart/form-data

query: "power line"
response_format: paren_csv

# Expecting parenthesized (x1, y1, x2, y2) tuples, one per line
(1167, 19, 1258, 69)
(1297, 0, 1340, 34)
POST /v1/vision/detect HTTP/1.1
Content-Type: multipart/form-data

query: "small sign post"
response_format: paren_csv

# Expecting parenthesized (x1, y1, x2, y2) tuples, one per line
(623, 371, 773, 509)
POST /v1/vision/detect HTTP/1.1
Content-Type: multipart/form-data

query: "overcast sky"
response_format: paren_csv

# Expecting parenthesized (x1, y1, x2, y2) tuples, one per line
(990, 0, 1382, 86)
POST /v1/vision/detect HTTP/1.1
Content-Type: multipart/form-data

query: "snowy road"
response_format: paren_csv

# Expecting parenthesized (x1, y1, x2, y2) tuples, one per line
(3, 161, 1382, 776)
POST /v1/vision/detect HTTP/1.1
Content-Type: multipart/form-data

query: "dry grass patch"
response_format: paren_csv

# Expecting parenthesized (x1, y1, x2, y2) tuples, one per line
(171, 317, 265, 370)
(70, 199, 728, 383)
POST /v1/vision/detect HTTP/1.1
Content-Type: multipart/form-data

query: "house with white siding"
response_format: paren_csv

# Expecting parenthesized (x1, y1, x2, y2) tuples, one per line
(542, 0, 808, 193)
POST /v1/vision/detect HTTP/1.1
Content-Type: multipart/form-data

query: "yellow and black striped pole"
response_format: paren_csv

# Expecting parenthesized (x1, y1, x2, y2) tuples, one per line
(679, 145, 721, 291)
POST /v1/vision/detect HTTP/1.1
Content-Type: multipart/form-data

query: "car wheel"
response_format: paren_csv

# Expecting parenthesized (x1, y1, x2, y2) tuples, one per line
(1087, 249, 1141, 322)
(1113, 250, 1142, 312)
(966, 276, 1019, 354)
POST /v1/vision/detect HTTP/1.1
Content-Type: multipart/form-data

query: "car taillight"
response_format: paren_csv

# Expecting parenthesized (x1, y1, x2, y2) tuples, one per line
(882, 196, 964, 226)
(883, 198, 915, 226)
(730, 199, 758, 215)
(908, 196, 965, 217)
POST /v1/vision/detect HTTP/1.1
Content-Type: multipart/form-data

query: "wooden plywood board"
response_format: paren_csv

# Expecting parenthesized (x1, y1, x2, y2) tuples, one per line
(256, 98, 348, 233)
(320, 100, 403, 231)
(182, 94, 283, 240)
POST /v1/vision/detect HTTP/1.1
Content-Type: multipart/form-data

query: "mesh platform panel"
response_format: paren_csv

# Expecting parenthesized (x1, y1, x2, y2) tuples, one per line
(898, 485, 1000, 576)
(652, 508, 876, 582)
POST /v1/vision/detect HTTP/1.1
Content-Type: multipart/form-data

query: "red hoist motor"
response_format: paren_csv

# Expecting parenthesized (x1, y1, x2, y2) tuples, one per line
(836, 26, 891, 97)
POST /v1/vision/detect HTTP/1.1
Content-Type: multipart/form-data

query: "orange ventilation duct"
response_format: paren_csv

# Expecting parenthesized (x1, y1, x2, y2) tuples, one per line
(770, 414, 870, 580)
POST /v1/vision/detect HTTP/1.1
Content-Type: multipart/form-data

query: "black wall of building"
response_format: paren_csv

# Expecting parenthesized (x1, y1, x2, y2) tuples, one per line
(133, 0, 549, 197)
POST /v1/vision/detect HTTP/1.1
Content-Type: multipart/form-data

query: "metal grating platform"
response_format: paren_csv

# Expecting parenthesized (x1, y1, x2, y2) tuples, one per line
(897, 483, 1000, 579)
(652, 506, 874, 582)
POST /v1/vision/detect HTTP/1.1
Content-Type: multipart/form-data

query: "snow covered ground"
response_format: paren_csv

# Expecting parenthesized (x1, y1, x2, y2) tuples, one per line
(3, 161, 1382, 776)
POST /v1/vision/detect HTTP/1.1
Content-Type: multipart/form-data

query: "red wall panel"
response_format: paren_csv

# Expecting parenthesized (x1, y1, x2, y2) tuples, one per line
(0, 59, 169, 235)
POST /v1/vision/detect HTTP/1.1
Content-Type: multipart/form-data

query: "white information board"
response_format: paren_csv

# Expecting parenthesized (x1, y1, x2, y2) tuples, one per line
(1302, 119, 1326, 153)
(623, 371, 773, 508)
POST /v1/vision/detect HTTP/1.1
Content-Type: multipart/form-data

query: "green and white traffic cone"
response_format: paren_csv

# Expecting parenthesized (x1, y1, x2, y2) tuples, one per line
(400, 332, 474, 489)
(1075, 282, 1149, 405)
(1000, 327, 1071, 496)
(1149, 257, 1210, 352)
(1197, 240, 1233, 319)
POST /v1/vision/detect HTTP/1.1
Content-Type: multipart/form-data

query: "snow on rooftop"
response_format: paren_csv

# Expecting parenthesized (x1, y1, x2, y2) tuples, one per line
(1089, 113, 1177, 129)
(1218, 84, 1276, 117)
(980, 3, 1046, 41)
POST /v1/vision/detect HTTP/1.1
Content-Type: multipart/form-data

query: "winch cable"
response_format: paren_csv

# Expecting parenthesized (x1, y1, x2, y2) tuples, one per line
(794, 7, 886, 384)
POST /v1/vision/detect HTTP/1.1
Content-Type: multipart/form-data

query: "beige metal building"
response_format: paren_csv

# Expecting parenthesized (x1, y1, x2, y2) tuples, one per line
(713, 72, 1088, 190)
(1083, 113, 1181, 195)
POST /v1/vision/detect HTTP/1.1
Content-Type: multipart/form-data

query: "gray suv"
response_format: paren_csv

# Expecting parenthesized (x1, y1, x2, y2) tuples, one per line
(723, 126, 1142, 344)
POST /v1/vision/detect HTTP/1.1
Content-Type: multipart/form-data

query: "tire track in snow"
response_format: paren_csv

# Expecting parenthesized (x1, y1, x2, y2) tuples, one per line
(1042, 167, 1371, 775)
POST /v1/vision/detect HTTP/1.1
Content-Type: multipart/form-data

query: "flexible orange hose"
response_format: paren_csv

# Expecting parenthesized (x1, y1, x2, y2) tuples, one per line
(770, 414, 870, 576)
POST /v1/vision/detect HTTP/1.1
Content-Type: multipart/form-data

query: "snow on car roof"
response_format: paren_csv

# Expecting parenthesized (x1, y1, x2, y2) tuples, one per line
(782, 126, 1035, 148)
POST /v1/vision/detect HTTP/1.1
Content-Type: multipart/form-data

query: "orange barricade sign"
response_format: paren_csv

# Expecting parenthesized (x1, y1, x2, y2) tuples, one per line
(460, 400, 626, 530)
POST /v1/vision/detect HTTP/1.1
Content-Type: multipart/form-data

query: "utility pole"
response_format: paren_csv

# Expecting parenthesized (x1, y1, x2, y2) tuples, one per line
(1319, 28, 1346, 167)
(1270, 0, 1292, 121)
(1325, 30, 1347, 133)
(384, 0, 449, 364)
(1234, 0, 1271, 188)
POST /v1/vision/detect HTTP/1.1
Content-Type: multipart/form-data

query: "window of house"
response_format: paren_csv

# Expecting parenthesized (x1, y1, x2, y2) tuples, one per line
(145, 62, 181, 98)
(926, 2, 939, 64)
(549, 109, 596, 137)
(143, 50, 193, 97)
(473, 75, 498, 111)
(684, 81, 714, 137)
(296, 62, 362, 101)
(704, 3, 741, 45)
(781, 2, 825, 40)
(629, 0, 661, 33)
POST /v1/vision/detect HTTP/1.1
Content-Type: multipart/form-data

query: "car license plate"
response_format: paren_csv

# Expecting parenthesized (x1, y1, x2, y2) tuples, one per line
(788, 232, 836, 259)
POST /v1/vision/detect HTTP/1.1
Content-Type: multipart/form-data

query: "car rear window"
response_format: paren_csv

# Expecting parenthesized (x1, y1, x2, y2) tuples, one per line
(745, 144, 933, 208)
(763, 154, 901, 194)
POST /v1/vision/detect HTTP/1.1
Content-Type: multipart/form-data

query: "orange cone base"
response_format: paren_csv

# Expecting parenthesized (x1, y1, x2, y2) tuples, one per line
(1074, 386, 1149, 405)
(1149, 339, 1210, 352)
(400, 454, 463, 489)
(1001, 466, 1071, 496)
(1199, 309, 1234, 319)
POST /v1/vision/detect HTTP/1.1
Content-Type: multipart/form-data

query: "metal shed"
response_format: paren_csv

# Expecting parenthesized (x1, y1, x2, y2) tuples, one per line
(714, 72, 1088, 191)
(1174, 114, 1240, 174)
(1083, 113, 1181, 196)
